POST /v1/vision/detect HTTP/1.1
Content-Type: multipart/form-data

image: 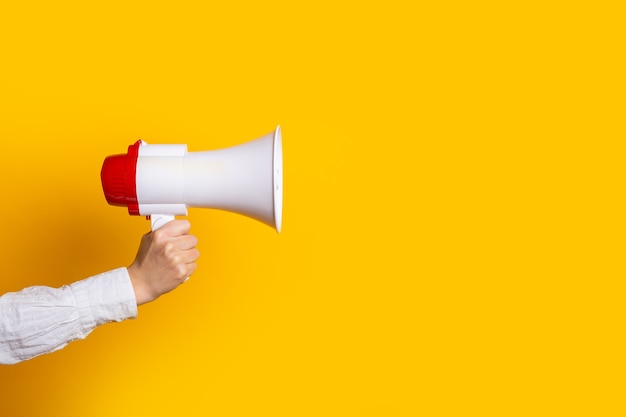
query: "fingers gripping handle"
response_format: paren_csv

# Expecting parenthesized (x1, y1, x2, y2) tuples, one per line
(150, 214, 176, 231)
(149, 214, 191, 282)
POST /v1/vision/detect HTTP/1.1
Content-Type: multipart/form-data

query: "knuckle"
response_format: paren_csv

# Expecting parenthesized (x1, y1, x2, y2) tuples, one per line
(175, 264, 188, 279)
(152, 228, 166, 241)
(170, 254, 182, 266)
(163, 241, 176, 256)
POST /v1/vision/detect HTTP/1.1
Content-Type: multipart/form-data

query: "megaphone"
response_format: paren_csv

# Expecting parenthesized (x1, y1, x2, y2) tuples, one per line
(100, 126, 282, 232)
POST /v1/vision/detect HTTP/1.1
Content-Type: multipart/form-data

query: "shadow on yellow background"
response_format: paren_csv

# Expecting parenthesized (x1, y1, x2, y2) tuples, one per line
(1, 1, 624, 416)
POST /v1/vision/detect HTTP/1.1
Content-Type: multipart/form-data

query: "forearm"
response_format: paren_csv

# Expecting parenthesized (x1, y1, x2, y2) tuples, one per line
(0, 268, 137, 365)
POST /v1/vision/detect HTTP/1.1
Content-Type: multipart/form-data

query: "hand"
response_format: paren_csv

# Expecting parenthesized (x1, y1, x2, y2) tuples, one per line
(127, 220, 200, 306)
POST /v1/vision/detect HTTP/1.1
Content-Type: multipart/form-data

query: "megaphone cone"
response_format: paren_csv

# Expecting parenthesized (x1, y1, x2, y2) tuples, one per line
(101, 126, 283, 232)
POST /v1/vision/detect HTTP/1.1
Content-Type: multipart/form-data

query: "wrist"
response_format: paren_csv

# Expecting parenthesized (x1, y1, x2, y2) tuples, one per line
(127, 265, 155, 306)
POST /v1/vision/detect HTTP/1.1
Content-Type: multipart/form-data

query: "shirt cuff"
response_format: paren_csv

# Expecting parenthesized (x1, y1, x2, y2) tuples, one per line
(70, 268, 138, 333)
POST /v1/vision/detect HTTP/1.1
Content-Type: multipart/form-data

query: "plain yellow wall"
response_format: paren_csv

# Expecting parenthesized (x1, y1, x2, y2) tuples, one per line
(0, 1, 624, 416)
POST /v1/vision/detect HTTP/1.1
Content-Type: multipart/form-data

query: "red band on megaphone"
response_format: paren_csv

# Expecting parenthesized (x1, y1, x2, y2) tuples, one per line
(101, 140, 142, 215)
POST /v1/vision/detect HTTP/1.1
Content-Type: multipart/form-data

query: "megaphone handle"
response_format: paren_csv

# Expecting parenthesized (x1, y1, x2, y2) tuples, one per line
(150, 214, 176, 231)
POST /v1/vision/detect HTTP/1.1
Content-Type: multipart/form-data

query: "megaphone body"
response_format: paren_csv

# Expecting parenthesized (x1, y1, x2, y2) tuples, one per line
(101, 126, 282, 232)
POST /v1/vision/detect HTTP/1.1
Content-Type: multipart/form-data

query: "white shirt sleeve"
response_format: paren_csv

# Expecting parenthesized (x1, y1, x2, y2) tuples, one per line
(0, 267, 138, 365)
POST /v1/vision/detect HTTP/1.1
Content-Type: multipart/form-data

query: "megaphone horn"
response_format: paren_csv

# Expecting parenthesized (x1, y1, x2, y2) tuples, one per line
(101, 126, 283, 232)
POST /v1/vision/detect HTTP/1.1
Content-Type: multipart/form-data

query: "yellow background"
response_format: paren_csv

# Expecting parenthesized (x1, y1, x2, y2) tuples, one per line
(0, 1, 624, 416)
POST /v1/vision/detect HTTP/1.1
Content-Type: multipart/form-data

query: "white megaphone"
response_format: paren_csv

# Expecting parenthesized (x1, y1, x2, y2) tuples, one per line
(101, 126, 282, 232)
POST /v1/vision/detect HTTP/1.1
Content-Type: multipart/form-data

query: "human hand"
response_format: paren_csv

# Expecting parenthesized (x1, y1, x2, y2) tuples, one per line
(127, 220, 199, 306)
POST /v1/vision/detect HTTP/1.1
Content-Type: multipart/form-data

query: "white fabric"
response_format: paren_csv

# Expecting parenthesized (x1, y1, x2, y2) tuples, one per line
(0, 268, 137, 365)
